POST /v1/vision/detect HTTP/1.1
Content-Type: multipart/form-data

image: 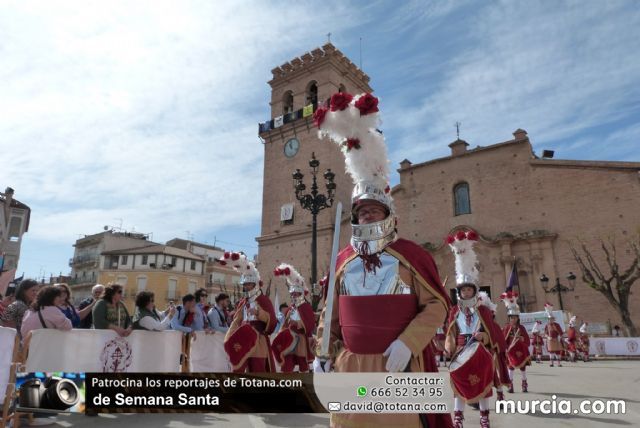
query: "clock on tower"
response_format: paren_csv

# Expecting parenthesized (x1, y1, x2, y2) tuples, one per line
(257, 43, 374, 306)
(284, 138, 299, 158)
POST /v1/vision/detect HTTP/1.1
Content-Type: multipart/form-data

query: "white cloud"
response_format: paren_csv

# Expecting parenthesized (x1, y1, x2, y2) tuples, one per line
(0, 0, 358, 249)
(381, 1, 640, 164)
(4, 1, 639, 277)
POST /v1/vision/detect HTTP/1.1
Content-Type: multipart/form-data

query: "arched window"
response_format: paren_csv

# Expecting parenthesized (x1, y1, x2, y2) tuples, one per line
(282, 90, 293, 115)
(306, 81, 318, 109)
(454, 182, 471, 215)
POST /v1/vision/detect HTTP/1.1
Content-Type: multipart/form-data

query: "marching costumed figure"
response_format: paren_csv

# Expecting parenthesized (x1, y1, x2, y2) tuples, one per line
(444, 231, 506, 428)
(531, 321, 544, 363)
(578, 322, 591, 362)
(220, 252, 277, 373)
(272, 263, 316, 372)
(500, 292, 531, 393)
(566, 316, 578, 362)
(313, 92, 453, 428)
(543, 303, 564, 367)
(477, 291, 510, 402)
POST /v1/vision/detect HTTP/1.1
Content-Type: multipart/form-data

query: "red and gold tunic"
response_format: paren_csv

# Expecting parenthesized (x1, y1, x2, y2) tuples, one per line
(544, 321, 564, 354)
(503, 323, 531, 369)
(277, 301, 315, 372)
(566, 326, 577, 353)
(224, 293, 277, 372)
(445, 304, 509, 401)
(578, 332, 590, 354)
(531, 332, 544, 356)
(316, 238, 453, 428)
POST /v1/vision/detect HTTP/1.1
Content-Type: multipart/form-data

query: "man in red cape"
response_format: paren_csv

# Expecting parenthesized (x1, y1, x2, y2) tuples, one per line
(313, 92, 453, 428)
(221, 252, 277, 373)
(566, 316, 578, 362)
(444, 230, 506, 428)
(272, 263, 315, 372)
(500, 292, 531, 393)
(531, 321, 544, 363)
(578, 322, 591, 362)
(544, 304, 564, 367)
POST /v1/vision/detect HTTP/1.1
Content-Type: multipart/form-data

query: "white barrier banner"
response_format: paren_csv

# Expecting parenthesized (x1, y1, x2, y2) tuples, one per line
(589, 337, 640, 356)
(0, 327, 17, 405)
(519, 310, 567, 333)
(25, 329, 183, 373)
(189, 331, 231, 372)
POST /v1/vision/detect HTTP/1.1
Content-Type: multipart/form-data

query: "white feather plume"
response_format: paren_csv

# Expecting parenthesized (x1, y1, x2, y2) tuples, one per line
(477, 291, 497, 312)
(318, 95, 389, 190)
(532, 321, 541, 333)
(220, 252, 260, 283)
(275, 263, 307, 291)
(544, 302, 554, 318)
(448, 238, 479, 286)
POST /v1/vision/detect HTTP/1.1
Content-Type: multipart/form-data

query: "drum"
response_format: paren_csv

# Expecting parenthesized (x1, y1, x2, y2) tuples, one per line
(271, 328, 300, 364)
(224, 323, 259, 367)
(449, 341, 495, 402)
(507, 339, 530, 369)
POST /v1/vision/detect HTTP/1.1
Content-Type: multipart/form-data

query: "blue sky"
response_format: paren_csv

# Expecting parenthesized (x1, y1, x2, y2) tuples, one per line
(2, 0, 639, 280)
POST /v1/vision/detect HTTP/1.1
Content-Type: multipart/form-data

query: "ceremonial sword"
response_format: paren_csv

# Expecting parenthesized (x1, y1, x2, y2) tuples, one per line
(320, 201, 342, 357)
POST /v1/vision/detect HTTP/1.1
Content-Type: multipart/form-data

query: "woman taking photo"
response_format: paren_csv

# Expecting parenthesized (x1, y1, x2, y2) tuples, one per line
(0, 279, 39, 338)
(132, 290, 176, 331)
(21, 285, 73, 338)
(92, 283, 132, 336)
(54, 283, 94, 328)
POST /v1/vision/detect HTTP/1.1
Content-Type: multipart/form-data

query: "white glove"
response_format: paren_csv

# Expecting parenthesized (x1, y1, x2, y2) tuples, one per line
(383, 339, 412, 372)
(313, 357, 332, 373)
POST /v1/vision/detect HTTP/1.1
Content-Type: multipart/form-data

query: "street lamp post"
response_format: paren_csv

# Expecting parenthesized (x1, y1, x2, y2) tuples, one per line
(292, 152, 336, 310)
(539, 272, 577, 311)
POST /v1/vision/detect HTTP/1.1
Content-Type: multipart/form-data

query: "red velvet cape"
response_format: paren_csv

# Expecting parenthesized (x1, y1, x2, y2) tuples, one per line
(333, 238, 453, 428)
(285, 301, 316, 361)
(447, 305, 511, 387)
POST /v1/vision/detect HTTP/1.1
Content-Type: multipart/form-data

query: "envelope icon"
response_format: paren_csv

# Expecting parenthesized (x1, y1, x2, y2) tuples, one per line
(328, 402, 341, 412)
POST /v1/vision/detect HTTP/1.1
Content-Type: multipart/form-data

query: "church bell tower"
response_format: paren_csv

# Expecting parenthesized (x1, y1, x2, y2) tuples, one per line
(257, 43, 373, 303)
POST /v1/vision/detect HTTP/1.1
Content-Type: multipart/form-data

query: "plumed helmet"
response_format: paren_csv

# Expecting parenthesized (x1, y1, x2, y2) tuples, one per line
(500, 291, 521, 316)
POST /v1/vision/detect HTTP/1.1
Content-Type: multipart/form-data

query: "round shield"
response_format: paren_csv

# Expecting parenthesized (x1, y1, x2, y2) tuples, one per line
(272, 328, 300, 364)
(224, 323, 259, 367)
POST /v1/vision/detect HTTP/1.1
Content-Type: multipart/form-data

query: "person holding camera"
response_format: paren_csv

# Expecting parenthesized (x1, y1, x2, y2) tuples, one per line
(132, 290, 176, 331)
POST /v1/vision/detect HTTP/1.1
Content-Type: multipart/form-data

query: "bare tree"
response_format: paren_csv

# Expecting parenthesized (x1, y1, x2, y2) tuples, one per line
(570, 236, 639, 337)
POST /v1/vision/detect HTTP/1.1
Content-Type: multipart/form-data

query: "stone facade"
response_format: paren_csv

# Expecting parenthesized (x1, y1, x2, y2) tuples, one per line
(257, 43, 370, 303)
(99, 244, 206, 313)
(258, 45, 640, 330)
(0, 187, 30, 278)
(395, 130, 640, 327)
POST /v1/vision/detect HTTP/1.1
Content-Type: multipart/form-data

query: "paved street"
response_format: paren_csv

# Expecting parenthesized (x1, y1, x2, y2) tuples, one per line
(16, 360, 639, 427)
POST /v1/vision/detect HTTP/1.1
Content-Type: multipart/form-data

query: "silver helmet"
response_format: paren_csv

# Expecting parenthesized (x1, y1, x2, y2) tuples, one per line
(315, 92, 396, 256)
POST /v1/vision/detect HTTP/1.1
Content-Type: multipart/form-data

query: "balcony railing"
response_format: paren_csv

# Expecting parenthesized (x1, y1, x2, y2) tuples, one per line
(69, 256, 100, 267)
